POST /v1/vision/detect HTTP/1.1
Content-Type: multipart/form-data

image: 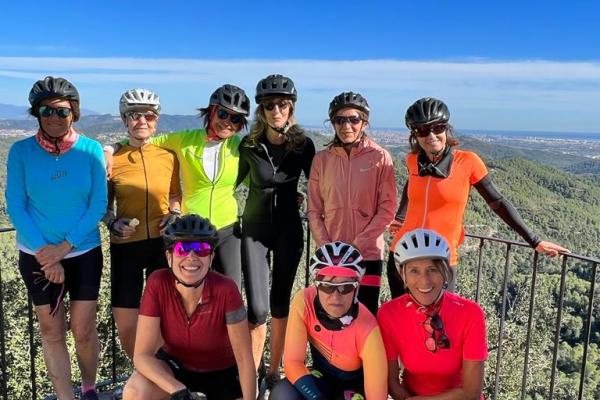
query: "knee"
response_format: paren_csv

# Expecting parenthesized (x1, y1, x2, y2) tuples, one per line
(270, 304, 290, 320)
(71, 321, 97, 343)
(270, 378, 301, 400)
(123, 376, 148, 400)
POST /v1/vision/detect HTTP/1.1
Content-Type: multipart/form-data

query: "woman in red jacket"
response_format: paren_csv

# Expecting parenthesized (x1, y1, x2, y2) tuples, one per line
(308, 92, 397, 314)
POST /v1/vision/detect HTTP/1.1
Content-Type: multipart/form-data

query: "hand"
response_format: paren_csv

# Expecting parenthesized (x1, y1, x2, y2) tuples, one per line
(159, 213, 178, 235)
(111, 218, 137, 239)
(535, 241, 570, 257)
(388, 219, 403, 236)
(170, 388, 194, 400)
(41, 262, 65, 284)
(35, 242, 72, 267)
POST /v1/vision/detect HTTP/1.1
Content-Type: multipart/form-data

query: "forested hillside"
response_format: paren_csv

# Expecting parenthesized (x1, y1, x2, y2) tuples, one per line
(0, 133, 598, 399)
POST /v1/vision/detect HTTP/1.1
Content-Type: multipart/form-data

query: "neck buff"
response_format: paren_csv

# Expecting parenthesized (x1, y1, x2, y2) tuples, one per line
(418, 145, 454, 178)
(35, 127, 78, 156)
(313, 294, 359, 331)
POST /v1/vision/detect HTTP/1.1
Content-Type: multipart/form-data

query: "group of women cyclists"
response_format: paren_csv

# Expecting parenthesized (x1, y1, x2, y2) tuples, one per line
(6, 74, 567, 400)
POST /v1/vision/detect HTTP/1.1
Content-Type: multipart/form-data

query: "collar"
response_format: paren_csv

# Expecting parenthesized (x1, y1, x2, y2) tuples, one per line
(417, 146, 454, 178)
(313, 294, 359, 331)
(35, 127, 79, 156)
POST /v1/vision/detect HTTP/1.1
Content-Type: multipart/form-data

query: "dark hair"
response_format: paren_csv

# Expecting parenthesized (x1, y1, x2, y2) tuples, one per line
(245, 99, 306, 152)
(325, 109, 369, 147)
(29, 98, 81, 123)
(197, 105, 248, 132)
(408, 124, 459, 153)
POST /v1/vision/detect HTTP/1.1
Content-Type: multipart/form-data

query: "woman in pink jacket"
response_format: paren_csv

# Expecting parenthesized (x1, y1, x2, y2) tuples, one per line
(307, 92, 397, 314)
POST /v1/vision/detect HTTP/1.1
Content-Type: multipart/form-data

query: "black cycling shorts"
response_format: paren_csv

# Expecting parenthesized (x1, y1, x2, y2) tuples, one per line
(19, 246, 103, 306)
(110, 237, 168, 308)
(156, 348, 243, 399)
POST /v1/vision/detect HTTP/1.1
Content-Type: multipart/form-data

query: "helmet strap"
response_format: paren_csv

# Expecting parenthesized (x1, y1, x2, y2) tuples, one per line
(168, 253, 211, 289)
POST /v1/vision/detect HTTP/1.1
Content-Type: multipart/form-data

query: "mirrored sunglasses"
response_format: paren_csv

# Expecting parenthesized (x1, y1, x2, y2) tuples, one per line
(332, 115, 362, 126)
(263, 101, 290, 112)
(216, 108, 243, 124)
(39, 105, 72, 119)
(173, 241, 214, 257)
(126, 111, 158, 122)
(316, 280, 359, 295)
(411, 123, 447, 138)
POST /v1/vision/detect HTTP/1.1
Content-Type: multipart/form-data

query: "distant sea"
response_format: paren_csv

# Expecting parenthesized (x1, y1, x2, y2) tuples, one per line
(459, 129, 600, 141)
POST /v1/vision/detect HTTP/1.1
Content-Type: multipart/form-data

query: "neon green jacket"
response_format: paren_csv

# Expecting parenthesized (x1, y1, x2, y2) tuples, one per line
(151, 129, 240, 229)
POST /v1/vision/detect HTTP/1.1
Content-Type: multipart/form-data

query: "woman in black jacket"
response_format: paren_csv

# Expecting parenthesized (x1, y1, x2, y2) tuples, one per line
(237, 74, 315, 398)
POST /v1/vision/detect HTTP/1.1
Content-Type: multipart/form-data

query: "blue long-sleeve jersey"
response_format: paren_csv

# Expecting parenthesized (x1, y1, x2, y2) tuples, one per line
(5, 135, 108, 252)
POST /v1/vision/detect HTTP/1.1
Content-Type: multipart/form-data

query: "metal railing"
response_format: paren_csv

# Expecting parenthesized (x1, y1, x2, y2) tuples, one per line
(0, 227, 598, 399)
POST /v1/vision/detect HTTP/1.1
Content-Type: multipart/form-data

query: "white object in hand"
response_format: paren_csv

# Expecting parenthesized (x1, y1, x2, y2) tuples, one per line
(129, 218, 140, 227)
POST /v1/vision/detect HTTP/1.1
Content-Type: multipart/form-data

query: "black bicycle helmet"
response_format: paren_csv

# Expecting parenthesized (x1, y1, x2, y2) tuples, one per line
(29, 76, 80, 107)
(209, 84, 250, 116)
(163, 214, 218, 248)
(255, 74, 297, 103)
(328, 91, 370, 119)
(405, 97, 450, 128)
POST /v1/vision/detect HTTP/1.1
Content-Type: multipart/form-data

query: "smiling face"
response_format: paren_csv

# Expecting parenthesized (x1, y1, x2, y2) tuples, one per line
(332, 107, 367, 144)
(167, 246, 212, 287)
(208, 106, 243, 139)
(403, 259, 445, 306)
(125, 109, 158, 143)
(316, 276, 357, 318)
(415, 125, 447, 155)
(38, 98, 73, 137)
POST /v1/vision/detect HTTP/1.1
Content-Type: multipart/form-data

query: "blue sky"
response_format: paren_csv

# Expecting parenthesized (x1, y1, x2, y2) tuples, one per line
(1, 1, 599, 132)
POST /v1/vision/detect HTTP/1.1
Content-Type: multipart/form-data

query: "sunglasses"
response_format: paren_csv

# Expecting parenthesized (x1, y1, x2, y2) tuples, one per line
(316, 280, 359, 295)
(411, 124, 447, 138)
(39, 105, 72, 119)
(172, 241, 214, 257)
(126, 111, 158, 122)
(263, 101, 290, 112)
(332, 115, 362, 126)
(216, 108, 244, 125)
(423, 314, 451, 352)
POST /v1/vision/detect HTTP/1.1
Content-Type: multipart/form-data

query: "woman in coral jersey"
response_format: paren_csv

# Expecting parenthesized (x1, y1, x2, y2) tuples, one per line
(307, 92, 397, 315)
(387, 97, 568, 296)
(379, 229, 487, 400)
(270, 241, 388, 400)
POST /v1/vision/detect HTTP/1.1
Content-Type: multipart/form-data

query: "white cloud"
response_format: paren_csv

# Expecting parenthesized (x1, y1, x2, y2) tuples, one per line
(0, 56, 599, 132)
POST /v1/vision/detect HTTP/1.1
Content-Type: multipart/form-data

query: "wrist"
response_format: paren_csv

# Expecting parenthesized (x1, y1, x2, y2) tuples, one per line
(63, 240, 74, 251)
(169, 208, 182, 216)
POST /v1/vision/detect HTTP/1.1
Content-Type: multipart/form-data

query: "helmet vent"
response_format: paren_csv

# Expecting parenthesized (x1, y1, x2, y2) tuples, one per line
(411, 234, 419, 248)
(424, 233, 430, 247)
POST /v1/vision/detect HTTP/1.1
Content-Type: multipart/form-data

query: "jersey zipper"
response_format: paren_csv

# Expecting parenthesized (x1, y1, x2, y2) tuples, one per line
(259, 142, 279, 224)
(420, 175, 432, 228)
(140, 146, 151, 239)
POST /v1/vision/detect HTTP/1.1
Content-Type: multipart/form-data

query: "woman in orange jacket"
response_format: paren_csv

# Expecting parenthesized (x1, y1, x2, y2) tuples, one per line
(307, 92, 397, 314)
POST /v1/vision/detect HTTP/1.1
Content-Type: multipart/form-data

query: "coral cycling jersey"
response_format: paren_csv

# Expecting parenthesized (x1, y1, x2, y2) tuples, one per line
(151, 129, 240, 229)
(284, 287, 388, 400)
(378, 292, 488, 397)
(392, 149, 488, 265)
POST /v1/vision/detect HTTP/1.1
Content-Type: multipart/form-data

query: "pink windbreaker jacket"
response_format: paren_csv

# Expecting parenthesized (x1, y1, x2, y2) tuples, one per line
(307, 137, 397, 260)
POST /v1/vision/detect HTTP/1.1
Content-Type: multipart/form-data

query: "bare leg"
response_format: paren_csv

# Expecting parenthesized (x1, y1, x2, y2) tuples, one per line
(268, 317, 287, 376)
(249, 323, 267, 370)
(123, 369, 171, 400)
(70, 300, 99, 386)
(113, 307, 139, 359)
(36, 304, 76, 400)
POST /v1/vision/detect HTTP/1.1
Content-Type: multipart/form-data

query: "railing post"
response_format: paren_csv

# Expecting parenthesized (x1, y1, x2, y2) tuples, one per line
(493, 243, 512, 400)
(577, 261, 597, 400)
(520, 251, 539, 400)
(27, 296, 37, 400)
(549, 256, 568, 400)
(475, 238, 485, 303)
(0, 260, 7, 400)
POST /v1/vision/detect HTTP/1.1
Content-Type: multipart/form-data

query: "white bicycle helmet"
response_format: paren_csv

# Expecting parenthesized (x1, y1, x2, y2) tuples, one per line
(310, 241, 365, 280)
(119, 88, 161, 118)
(394, 228, 451, 279)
